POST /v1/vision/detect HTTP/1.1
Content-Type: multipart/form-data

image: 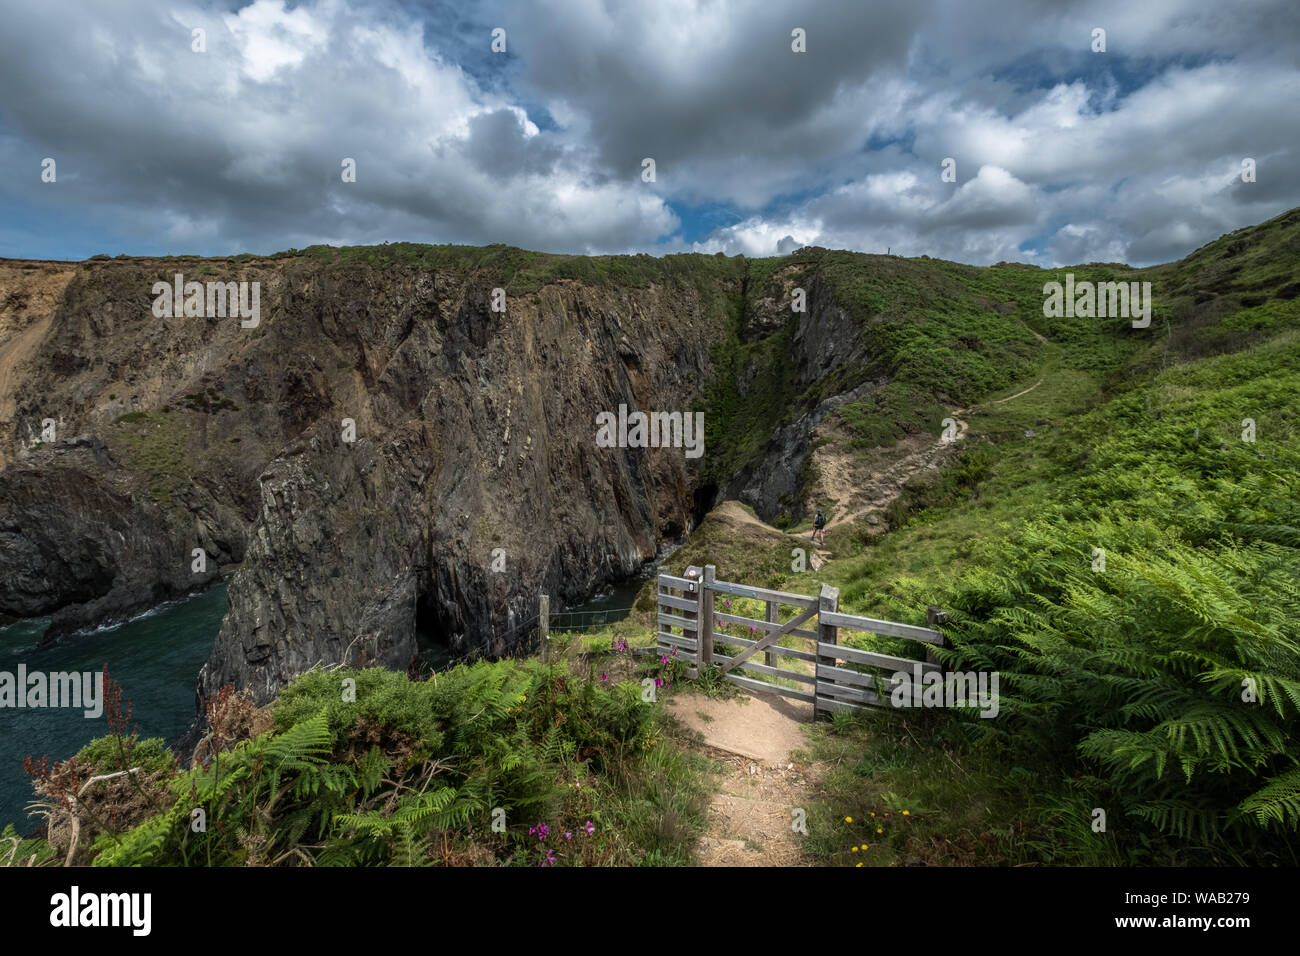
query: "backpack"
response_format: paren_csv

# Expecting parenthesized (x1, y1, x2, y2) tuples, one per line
(814, 510, 825, 529)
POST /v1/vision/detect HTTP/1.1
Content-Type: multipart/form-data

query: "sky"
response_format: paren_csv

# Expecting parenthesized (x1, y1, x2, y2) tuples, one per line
(0, 0, 1296, 266)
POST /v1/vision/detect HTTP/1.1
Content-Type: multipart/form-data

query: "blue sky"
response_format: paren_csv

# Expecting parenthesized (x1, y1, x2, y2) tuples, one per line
(0, 0, 1296, 266)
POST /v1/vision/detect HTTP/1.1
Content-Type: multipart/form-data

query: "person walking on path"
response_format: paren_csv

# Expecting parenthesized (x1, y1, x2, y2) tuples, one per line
(812, 507, 827, 546)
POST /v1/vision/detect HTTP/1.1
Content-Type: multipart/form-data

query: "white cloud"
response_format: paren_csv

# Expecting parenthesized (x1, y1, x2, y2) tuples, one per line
(0, 0, 1296, 264)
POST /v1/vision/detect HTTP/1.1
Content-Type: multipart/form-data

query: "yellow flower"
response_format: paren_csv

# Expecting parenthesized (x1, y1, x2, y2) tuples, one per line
(844, 816, 852, 823)
(902, 810, 910, 816)
(870, 812, 875, 817)
(876, 828, 883, 833)
(851, 846, 858, 852)
(855, 862, 863, 867)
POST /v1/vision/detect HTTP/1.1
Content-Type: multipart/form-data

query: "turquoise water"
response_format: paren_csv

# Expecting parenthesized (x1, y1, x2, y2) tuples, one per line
(0, 584, 227, 833)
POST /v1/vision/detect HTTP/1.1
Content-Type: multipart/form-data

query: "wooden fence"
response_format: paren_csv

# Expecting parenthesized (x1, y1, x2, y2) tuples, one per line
(656, 565, 946, 719)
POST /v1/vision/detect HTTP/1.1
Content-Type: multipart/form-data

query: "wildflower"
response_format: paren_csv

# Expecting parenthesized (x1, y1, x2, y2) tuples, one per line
(876, 828, 883, 834)
(565, 832, 572, 840)
(655, 677, 663, 687)
(902, 810, 910, 816)
(534, 823, 549, 840)
(725, 600, 731, 608)
(601, 672, 608, 683)
(844, 816, 852, 823)
(660, 655, 669, 664)
(584, 821, 595, 836)
(855, 862, 863, 868)
(671, 648, 677, 657)
(851, 846, 858, 852)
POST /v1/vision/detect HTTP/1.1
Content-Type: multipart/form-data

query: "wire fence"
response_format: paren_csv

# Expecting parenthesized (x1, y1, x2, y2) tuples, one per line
(547, 606, 636, 632)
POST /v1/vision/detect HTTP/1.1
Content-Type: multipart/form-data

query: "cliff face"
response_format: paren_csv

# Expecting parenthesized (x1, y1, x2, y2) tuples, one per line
(198, 267, 721, 703)
(0, 244, 935, 704)
(0, 252, 753, 702)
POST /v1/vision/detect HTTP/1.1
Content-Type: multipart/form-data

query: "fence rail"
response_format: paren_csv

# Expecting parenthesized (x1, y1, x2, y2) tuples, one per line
(656, 565, 946, 719)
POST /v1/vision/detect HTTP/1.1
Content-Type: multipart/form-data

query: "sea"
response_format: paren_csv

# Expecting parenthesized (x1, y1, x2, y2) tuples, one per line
(0, 584, 227, 834)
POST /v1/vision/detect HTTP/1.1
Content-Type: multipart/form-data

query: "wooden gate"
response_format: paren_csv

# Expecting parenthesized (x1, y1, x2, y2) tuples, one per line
(656, 565, 946, 719)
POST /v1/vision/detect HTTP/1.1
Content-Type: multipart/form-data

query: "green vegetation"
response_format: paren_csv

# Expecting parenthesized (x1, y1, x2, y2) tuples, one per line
(6, 661, 709, 867)
(672, 208, 1300, 865)
(104, 410, 194, 508)
(21, 207, 1297, 868)
(181, 387, 239, 414)
(289, 241, 746, 298)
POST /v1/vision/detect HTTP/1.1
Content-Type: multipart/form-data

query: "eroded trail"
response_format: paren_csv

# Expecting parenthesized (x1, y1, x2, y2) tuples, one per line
(665, 691, 817, 866)
(711, 407, 968, 567)
(811, 410, 968, 533)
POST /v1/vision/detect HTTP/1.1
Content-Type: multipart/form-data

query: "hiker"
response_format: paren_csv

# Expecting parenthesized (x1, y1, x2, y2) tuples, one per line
(812, 507, 826, 545)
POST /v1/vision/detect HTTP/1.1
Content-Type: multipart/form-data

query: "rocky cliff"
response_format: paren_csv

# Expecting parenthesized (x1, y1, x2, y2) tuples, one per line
(0, 251, 773, 702)
(0, 244, 995, 704)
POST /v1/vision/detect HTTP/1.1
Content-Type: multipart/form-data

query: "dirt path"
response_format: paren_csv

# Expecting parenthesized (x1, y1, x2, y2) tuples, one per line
(712, 499, 786, 535)
(815, 409, 967, 532)
(986, 329, 1050, 405)
(991, 379, 1042, 404)
(707, 406, 968, 569)
(666, 691, 818, 866)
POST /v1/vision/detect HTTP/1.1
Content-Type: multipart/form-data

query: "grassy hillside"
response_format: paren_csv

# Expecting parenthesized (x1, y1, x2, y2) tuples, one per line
(660, 207, 1300, 865)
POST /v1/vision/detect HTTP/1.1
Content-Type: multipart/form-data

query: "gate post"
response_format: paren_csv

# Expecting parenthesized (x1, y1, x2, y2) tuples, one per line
(539, 594, 550, 663)
(926, 605, 948, 669)
(698, 565, 715, 671)
(683, 566, 701, 669)
(814, 584, 839, 720)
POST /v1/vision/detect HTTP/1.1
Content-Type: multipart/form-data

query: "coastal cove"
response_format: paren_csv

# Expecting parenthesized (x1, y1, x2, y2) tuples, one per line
(0, 557, 669, 831)
(0, 584, 227, 830)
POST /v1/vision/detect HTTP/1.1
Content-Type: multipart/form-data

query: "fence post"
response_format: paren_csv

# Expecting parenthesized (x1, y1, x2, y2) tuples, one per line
(539, 594, 550, 664)
(765, 600, 778, 668)
(815, 583, 839, 720)
(682, 567, 700, 668)
(926, 605, 947, 669)
(699, 565, 715, 671)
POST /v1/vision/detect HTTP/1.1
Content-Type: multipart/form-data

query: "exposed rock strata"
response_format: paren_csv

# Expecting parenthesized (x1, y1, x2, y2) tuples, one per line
(0, 252, 874, 704)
